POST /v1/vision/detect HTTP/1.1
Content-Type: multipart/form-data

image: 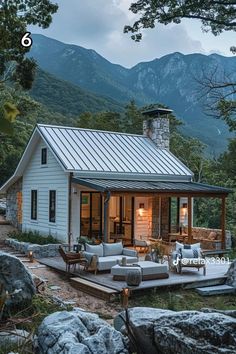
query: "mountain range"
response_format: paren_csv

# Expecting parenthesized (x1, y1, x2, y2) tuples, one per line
(29, 34, 236, 155)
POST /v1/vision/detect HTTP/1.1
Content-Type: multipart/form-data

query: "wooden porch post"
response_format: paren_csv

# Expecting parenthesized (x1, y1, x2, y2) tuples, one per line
(221, 196, 226, 249)
(188, 196, 192, 244)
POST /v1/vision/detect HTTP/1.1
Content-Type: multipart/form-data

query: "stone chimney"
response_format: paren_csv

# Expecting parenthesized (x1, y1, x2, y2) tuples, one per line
(142, 107, 172, 150)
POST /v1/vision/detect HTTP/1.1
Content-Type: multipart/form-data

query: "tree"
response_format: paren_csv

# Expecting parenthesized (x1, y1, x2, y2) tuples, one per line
(197, 66, 236, 131)
(0, 0, 58, 86)
(0, 0, 58, 133)
(76, 111, 122, 132)
(124, 0, 236, 42)
(170, 132, 206, 182)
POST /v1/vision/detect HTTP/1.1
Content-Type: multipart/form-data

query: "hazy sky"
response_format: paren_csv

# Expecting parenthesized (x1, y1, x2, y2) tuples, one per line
(31, 0, 235, 68)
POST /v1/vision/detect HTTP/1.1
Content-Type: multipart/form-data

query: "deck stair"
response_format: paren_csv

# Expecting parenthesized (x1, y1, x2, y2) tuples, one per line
(70, 277, 119, 300)
(196, 284, 235, 296)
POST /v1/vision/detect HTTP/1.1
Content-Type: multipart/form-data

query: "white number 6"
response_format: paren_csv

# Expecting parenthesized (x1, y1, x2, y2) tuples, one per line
(21, 32, 33, 48)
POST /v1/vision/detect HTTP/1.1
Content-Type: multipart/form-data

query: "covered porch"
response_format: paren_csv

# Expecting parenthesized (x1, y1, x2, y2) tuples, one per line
(70, 178, 231, 250)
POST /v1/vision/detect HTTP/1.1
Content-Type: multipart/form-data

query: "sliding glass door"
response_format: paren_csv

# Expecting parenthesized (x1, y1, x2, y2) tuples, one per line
(80, 192, 103, 239)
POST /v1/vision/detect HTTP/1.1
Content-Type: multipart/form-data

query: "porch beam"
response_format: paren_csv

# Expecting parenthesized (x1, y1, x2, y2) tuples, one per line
(221, 196, 226, 249)
(188, 196, 192, 244)
(109, 192, 228, 198)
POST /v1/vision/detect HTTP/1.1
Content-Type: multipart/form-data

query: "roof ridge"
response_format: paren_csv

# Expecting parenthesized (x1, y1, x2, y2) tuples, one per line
(37, 123, 146, 138)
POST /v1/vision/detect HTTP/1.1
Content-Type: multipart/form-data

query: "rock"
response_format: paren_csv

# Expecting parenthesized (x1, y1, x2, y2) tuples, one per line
(37, 309, 129, 354)
(0, 329, 29, 346)
(5, 238, 61, 258)
(0, 252, 36, 312)
(49, 285, 61, 291)
(32, 274, 47, 291)
(115, 307, 236, 354)
(226, 259, 236, 288)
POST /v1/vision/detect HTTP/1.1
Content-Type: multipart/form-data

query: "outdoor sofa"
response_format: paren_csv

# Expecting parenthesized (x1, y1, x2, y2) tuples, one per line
(83, 242, 138, 274)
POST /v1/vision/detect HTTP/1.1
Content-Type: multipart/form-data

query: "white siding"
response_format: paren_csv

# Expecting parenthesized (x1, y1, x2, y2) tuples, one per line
(70, 184, 81, 243)
(22, 138, 69, 242)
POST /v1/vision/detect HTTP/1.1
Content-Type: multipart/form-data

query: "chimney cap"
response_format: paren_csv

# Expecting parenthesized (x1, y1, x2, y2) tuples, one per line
(142, 107, 173, 117)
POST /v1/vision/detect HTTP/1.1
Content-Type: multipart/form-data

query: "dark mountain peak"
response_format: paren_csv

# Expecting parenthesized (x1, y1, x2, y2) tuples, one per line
(29, 34, 235, 155)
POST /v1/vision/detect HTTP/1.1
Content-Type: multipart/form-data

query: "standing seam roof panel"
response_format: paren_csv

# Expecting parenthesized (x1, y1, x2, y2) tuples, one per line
(37, 125, 193, 177)
(107, 133, 148, 173)
(130, 136, 171, 174)
(65, 130, 95, 170)
(53, 128, 82, 169)
(90, 132, 126, 171)
(73, 130, 106, 170)
(75, 130, 109, 171)
(118, 134, 158, 174)
(89, 133, 119, 171)
(99, 132, 140, 173)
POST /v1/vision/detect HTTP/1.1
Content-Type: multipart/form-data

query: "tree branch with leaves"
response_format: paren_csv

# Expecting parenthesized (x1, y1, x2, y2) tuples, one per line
(0, 0, 58, 133)
(124, 0, 236, 41)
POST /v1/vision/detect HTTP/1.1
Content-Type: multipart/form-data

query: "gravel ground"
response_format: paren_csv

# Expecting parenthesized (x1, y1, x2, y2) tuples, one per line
(0, 222, 123, 322)
(31, 264, 121, 321)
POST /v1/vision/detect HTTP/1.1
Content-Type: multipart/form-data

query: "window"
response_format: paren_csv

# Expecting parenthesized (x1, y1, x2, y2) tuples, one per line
(31, 190, 37, 220)
(49, 190, 56, 223)
(41, 148, 47, 165)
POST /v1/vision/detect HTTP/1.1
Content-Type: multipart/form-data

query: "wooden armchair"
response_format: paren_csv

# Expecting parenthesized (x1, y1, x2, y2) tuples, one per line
(59, 246, 87, 273)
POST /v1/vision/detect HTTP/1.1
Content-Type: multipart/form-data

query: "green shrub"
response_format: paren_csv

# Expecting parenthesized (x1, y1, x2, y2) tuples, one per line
(8, 230, 59, 245)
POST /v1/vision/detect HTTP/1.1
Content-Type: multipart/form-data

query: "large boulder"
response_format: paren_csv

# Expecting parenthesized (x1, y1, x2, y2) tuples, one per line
(114, 307, 236, 354)
(0, 252, 36, 312)
(37, 309, 129, 354)
(0, 329, 30, 347)
(226, 259, 236, 288)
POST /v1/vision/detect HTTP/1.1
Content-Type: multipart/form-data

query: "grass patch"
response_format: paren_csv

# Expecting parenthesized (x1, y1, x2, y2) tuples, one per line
(129, 288, 236, 312)
(8, 230, 59, 245)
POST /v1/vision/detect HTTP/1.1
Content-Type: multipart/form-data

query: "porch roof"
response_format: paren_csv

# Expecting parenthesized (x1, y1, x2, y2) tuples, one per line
(72, 178, 231, 195)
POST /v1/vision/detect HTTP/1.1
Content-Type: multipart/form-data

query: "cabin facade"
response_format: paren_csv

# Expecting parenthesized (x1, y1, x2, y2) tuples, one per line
(0, 108, 231, 248)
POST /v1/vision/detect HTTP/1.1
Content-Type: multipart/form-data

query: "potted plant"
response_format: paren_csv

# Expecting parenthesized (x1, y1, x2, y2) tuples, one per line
(151, 242, 165, 263)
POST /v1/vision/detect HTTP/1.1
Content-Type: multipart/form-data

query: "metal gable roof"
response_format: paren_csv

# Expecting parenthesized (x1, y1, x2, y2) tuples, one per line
(72, 178, 232, 195)
(37, 124, 193, 178)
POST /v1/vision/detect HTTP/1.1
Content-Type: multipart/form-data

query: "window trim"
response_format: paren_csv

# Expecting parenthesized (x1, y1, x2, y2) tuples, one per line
(31, 190, 37, 221)
(41, 147, 47, 165)
(49, 190, 56, 223)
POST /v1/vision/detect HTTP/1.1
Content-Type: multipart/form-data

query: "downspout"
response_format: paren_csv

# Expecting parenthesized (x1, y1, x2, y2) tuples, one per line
(103, 190, 111, 243)
(68, 172, 73, 248)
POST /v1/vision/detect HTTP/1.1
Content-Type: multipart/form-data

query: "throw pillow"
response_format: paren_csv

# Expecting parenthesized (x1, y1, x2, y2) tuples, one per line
(85, 243, 104, 257)
(181, 248, 201, 258)
(103, 242, 123, 257)
(209, 231, 217, 240)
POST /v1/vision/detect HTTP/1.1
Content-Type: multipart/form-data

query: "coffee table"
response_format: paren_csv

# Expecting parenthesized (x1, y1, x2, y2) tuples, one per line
(111, 261, 169, 281)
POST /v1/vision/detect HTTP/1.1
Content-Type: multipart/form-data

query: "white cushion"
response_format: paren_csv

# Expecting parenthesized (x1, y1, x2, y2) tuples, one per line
(85, 243, 103, 257)
(181, 248, 201, 259)
(136, 261, 168, 275)
(103, 242, 123, 256)
(176, 241, 201, 251)
(98, 255, 138, 271)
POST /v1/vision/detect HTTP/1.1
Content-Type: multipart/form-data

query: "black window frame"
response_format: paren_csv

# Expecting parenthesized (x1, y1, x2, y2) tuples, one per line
(41, 148, 47, 165)
(31, 190, 37, 220)
(49, 190, 56, 223)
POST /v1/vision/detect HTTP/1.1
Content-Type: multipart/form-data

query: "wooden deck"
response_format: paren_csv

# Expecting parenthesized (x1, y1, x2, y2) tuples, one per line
(39, 257, 230, 298)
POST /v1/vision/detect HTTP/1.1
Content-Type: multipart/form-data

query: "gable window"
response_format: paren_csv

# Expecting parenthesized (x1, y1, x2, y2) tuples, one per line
(49, 190, 56, 223)
(41, 148, 47, 165)
(31, 190, 37, 220)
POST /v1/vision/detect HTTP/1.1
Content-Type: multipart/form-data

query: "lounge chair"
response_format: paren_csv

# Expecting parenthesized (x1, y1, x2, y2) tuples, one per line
(59, 246, 87, 273)
(169, 242, 206, 275)
(134, 237, 152, 253)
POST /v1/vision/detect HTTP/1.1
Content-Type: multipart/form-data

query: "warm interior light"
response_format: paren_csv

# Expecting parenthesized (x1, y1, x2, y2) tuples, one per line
(138, 203, 145, 217)
(180, 202, 188, 226)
